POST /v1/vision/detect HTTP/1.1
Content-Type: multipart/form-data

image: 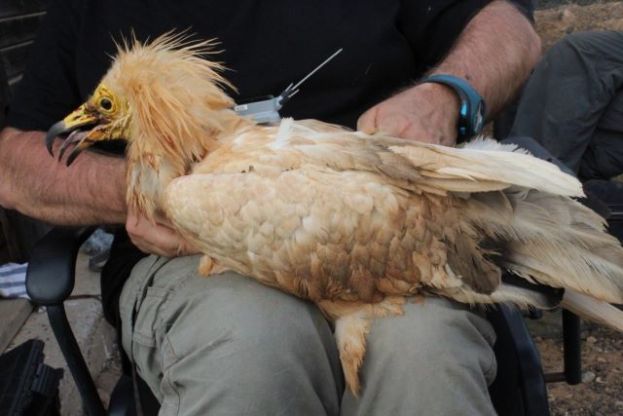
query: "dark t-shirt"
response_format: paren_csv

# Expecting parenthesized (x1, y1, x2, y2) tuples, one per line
(7, 0, 533, 326)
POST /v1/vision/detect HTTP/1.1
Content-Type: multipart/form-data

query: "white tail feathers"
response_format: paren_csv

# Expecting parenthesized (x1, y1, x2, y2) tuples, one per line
(562, 290, 623, 332)
(500, 192, 623, 305)
(393, 136, 623, 320)
(463, 188, 623, 306)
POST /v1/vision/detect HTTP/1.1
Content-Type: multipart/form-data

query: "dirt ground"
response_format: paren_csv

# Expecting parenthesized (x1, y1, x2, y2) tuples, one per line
(535, 1, 623, 49)
(534, 323, 623, 415)
(529, 3, 623, 414)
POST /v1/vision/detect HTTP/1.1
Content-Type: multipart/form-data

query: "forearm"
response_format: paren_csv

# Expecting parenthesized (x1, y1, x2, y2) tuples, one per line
(357, 1, 541, 145)
(432, 0, 541, 117)
(0, 127, 127, 225)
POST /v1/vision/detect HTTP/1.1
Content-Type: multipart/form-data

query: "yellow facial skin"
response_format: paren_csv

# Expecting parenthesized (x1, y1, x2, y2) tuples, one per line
(66, 84, 130, 140)
(46, 84, 131, 164)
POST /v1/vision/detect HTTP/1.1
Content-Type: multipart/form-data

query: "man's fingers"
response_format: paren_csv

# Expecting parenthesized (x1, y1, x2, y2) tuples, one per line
(357, 83, 461, 145)
(125, 210, 198, 257)
(130, 237, 171, 257)
(128, 225, 180, 257)
(375, 113, 414, 139)
(358, 104, 417, 140)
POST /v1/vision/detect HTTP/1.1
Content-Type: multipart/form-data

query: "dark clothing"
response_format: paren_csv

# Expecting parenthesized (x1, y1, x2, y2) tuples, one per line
(510, 31, 623, 181)
(7, 0, 533, 326)
(8, 0, 514, 132)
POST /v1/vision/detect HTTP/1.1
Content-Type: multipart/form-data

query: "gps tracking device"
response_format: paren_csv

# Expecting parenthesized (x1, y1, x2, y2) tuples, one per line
(234, 48, 343, 124)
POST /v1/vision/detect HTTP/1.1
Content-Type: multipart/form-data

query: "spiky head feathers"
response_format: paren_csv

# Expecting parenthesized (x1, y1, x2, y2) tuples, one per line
(103, 33, 236, 153)
(48, 33, 241, 168)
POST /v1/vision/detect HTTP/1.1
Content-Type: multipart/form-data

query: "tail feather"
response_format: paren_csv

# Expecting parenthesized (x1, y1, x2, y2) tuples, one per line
(502, 193, 623, 304)
(465, 190, 623, 305)
(391, 137, 623, 329)
(561, 290, 623, 332)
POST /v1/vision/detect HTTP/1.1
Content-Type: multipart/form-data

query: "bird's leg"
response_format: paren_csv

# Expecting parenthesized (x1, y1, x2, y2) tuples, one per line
(198, 255, 228, 276)
(319, 296, 405, 396)
(334, 312, 370, 396)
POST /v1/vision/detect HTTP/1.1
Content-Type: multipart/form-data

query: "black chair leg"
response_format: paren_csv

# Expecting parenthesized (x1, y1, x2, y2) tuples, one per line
(562, 311, 582, 385)
(47, 305, 106, 416)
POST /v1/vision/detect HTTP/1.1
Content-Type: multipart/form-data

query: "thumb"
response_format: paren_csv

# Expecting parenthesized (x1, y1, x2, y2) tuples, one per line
(357, 107, 378, 135)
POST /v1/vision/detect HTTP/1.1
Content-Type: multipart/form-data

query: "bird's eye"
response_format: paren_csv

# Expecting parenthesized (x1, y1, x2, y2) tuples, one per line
(100, 98, 113, 111)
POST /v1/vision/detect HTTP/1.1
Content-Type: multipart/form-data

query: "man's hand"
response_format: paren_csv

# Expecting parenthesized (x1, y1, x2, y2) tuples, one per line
(126, 208, 199, 257)
(358, 0, 541, 148)
(357, 83, 460, 146)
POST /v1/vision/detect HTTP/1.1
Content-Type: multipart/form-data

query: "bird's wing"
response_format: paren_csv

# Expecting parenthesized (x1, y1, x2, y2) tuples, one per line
(163, 163, 469, 303)
(166, 121, 623, 307)
(163, 124, 535, 302)
(386, 137, 583, 197)
(201, 122, 583, 198)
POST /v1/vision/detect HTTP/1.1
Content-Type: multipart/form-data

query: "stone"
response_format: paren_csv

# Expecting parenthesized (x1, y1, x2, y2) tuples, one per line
(558, 8, 575, 22)
(582, 371, 596, 383)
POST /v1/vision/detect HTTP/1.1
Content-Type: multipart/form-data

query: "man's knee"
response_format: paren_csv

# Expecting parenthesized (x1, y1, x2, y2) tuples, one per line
(133, 270, 342, 415)
(341, 298, 498, 415)
(162, 272, 335, 369)
(126, 265, 342, 414)
(366, 298, 497, 383)
(548, 31, 623, 69)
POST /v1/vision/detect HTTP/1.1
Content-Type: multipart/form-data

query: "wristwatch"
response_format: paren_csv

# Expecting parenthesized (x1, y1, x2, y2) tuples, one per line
(418, 74, 486, 142)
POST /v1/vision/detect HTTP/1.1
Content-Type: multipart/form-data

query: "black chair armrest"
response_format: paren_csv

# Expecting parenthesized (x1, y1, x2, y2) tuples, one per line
(26, 227, 95, 305)
(25, 226, 106, 416)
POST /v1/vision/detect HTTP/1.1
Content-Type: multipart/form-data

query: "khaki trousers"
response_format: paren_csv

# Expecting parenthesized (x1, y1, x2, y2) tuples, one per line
(120, 255, 497, 416)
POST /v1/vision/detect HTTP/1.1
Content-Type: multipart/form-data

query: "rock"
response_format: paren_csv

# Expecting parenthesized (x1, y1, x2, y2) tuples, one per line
(558, 8, 576, 23)
(587, 336, 597, 344)
(558, 8, 577, 33)
(595, 376, 607, 384)
(582, 371, 596, 383)
(615, 401, 623, 408)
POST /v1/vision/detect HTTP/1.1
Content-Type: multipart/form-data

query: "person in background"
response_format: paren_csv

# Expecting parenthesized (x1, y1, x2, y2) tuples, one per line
(510, 31, 623, 182)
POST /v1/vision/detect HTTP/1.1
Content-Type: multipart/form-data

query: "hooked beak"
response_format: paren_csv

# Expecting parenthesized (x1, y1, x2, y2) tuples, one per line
(45, 105, 102, 166)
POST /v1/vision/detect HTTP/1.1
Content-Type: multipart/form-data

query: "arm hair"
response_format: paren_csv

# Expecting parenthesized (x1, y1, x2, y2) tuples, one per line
(0, 127, 127, 225)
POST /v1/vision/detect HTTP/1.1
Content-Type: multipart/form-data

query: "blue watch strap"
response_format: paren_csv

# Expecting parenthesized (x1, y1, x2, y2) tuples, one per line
(418, 74, 486, 142)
